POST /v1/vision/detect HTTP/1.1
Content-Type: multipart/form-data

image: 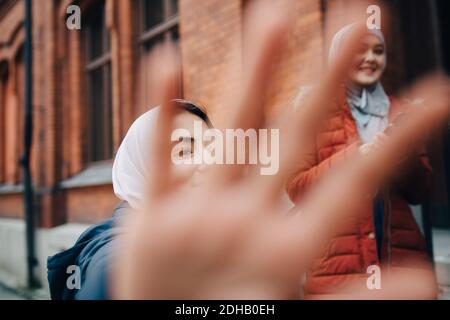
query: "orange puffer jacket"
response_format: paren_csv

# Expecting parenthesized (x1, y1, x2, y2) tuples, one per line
(286, 91, 436, 299)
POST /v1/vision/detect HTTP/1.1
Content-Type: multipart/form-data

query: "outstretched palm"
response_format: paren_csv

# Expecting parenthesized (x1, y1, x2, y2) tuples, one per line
(112, 0, 450, 300)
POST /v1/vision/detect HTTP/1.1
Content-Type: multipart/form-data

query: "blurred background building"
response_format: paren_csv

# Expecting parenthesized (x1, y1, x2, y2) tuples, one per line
(0, 0, 449, 298)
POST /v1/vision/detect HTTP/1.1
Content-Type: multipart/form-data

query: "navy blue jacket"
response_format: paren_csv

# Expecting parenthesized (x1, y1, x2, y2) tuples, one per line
(47, 201, 129, 300)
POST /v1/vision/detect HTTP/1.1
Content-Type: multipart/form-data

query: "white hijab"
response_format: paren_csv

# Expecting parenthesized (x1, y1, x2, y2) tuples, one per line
(329, 25, 390, 143)
(112, 107, 160, 209)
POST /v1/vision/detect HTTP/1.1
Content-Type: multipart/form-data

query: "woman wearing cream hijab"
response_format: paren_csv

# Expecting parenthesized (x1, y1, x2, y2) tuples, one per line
(47, 100, 212, 299)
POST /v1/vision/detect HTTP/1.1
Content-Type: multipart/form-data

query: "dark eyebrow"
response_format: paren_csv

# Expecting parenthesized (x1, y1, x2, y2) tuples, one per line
(172, 99, 213, 128)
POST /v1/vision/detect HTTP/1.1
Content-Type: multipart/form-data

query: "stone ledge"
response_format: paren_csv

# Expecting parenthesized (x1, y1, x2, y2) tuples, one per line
(60, 161, 113, 189)
(0, 184, 24, 195)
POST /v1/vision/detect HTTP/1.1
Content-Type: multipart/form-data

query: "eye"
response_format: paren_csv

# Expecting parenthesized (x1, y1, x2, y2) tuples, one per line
(373, 47, 384, 55)
(178, 148, 193, 158)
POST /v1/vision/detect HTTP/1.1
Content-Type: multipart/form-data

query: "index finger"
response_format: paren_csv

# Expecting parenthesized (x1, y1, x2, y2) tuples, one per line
(204, 0, 296, 185)
(145, 42, 182, 203)
(256, 22, 368, 202)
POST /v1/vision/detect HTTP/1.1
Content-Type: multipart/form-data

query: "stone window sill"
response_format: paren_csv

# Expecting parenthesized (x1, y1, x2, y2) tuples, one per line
(0, 184, 24, 195)
(60, 161, 113, 189)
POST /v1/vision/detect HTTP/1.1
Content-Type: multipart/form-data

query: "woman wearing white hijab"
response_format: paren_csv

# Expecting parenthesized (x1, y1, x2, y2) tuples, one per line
(286, 25, 436, 299)
(48, 100, 212, 299)
(113, 100, 212, 209)
(112, 107, 159, 210)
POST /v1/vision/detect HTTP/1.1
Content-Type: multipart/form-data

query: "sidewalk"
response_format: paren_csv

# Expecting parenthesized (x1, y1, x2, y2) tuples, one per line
(433, 228, 450, 300)
(0, 283, 25, 300)
(0, 229, 448, 300)
(0, 282, 49, 300)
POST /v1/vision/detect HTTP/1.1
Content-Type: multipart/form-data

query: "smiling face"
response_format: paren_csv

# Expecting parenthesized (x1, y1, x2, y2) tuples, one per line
(348, 34, 386, 87)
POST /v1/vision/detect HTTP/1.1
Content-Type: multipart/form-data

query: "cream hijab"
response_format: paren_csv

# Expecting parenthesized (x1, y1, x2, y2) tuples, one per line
(112, 107, 159, 209)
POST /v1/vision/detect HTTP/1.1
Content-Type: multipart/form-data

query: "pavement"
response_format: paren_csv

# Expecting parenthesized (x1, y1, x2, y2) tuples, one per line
(0, 228, 448, 300)
(433, 228, 450, 300)
(0, 283, 25, 300)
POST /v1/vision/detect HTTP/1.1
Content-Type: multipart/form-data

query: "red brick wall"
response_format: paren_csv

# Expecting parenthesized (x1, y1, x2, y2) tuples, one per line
(65, 185, 119, 223)
(0, 0, 325, 226)
(180, 0, 326, 123)
(0, 191, 23, 219)
(0, 0, 24, 187)
(0, 0, 419, 227)
(0, 0, 25, 220)
(180, 0, 243, 124)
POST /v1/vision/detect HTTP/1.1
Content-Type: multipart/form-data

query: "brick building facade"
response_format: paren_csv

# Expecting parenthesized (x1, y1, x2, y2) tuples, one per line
(0, 0, 449, 293)
(1, 0, 327, 228)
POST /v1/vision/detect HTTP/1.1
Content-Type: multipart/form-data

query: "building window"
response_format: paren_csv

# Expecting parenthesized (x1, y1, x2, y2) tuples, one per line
(82, 0, 113, 162)
(140, 0, 179, 48)
(0, 50, 23, 185)
(138, 0, 181, 110)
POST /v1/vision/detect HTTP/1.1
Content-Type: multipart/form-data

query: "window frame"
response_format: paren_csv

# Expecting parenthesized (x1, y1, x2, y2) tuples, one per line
(138, 0, 180, 46)
(135, 0, 182, 111)
(81, 0, 113, 163)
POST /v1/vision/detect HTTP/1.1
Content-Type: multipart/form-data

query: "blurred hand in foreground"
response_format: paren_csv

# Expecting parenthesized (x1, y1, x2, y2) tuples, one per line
(111, 0, 450, 299)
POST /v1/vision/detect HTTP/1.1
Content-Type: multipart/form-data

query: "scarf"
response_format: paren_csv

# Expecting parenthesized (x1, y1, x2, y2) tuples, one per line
(329, 24, 390, 143)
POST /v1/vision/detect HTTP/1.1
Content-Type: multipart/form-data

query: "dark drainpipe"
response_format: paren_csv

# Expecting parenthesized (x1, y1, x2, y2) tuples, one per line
(22, 0, 38, 288)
